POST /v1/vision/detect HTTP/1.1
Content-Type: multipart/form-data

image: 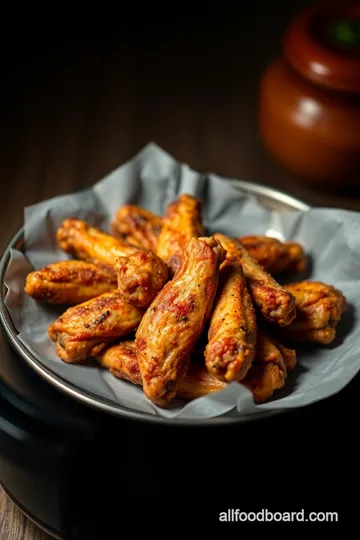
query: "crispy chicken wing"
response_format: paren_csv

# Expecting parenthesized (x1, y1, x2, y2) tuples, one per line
(97, 332, 295, 405)
(135, 236, 226, 405)
(57, 218, 168, 307)
(237, 236, 307, 276)
(275, 340, 297, 372)
(97, 340, 143, 385)
(205, 261, 257, 382)
(57, 217, 137, 263)
(241, 331, 291, 403)
(214, 233, 296, 326)
(114, 250, 169, 309)
(96, 341, 227, 400)
(48, 290, 144, 363)
(279, 281, 347, 345)
(24, 260, 117, 304)
(156, 194, 205, 275)
(111, 204, 162, 251)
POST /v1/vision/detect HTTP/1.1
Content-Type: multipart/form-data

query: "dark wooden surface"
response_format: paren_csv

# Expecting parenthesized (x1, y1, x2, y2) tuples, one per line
(1, 3, 359, 538)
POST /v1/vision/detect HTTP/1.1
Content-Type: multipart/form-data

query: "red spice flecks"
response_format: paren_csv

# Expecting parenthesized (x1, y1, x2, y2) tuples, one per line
(136, 338, 147, 352)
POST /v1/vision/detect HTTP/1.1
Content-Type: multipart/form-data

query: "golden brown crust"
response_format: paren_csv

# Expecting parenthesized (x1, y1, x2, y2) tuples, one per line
(38, 204, 343, 411)
(57, 217, 137, 264)
(111, 205, 162, 251)
(214, 233, 296, 327)
(237, 235, 307, 276)
(274, 340, 297, 373)
(135, 236, 226, 405)
(205, 262, 257, 382)
(57, 217, 168, 307)
(97, 341, 144, 385)
(24, 260, 117, 304)
(96, 341, 227, 399)
(48, 290, 144, 363)
(284, 242, 307, 275)
(280, 281, 347, 345)
(242, 363, 286, 404)
(97, 331, 296, 405)
(156, 194, 205, 275)
(241, 331, 288, 403)
(114, 250, 169, 308)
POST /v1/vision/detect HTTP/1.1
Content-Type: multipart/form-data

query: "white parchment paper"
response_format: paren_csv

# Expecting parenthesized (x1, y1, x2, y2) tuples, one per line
(3, 143, 360, 419)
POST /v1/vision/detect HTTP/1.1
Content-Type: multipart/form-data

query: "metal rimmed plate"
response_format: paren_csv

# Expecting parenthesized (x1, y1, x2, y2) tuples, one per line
(0, 180, 310, 426)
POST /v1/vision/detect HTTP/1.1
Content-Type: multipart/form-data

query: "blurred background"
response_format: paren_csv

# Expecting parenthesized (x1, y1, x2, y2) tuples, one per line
(3, 0, 360, 254)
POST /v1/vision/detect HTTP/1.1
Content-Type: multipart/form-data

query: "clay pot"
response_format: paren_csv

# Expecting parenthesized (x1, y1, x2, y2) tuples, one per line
(259, 1, 360, 188)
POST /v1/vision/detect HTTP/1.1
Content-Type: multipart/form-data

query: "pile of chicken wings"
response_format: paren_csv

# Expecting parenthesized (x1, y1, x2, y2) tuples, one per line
(24, 194, 347, 408)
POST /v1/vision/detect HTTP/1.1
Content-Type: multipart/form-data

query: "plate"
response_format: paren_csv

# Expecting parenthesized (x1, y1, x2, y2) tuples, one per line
(0, 180, 310, 426)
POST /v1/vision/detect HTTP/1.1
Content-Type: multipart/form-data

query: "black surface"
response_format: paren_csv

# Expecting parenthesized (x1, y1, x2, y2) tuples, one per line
(1, 322, 358, 535)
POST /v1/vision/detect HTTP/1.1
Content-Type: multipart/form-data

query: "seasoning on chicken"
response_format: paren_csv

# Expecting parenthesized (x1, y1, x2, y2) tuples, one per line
(114, 250, 169, 309)
(111, 204, 162, 252)
(275, 340, 297, 373)
(97, 331, 296, 405)
(205, 261, 257, 383)
(241, 331, 293, 403)
(57, 217, 137, 264)
(213, 233, 296, 326)
(237, 235, 307, 276)
(156, 194, 205, 275)
(56, 217, 168, 308)
(24, 260, 117, 304)
(135, 236, 226, 406)
(48, 290, 144, 363)
(96, 341, 227, 400)
(279, 281, 347, 345)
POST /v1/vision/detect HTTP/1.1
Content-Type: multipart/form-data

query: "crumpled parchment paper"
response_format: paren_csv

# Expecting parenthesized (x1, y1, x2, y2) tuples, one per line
(3, 143, 360, 419)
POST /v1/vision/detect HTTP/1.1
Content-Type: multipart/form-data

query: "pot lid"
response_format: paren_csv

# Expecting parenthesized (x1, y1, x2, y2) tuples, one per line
(283, 1, 360, 92)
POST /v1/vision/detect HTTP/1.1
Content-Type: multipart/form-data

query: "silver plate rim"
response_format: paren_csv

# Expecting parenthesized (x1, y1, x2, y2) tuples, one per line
(0, 179, 310, 426)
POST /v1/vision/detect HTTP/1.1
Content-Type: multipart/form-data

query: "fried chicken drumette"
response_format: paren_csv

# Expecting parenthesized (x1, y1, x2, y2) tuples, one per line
(237, 235, 307, 276)
(213, 233, 296, 326)
(24, 260, 117, 304)
(135, 236, 226, 405)
(97, 331, 296, 405)
(96, 341, 227, 400)
(111, 204, 162, 252)
(241, 331, 296, 403)
(279, 281, 347, 345)
(156, 194, 205, 275)
(56, 217, 168, 308)
(48, 290, 144, 363)
(205, 261, 257, 383)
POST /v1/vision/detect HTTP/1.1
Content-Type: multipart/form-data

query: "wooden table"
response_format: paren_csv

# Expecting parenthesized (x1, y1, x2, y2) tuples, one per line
(1, 3, 359, 538)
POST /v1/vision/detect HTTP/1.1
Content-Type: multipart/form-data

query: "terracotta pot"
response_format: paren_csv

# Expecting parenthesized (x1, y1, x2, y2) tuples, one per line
(259, 1, 360, 188)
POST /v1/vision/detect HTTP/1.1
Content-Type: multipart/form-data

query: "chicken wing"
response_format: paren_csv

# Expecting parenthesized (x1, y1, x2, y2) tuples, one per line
(205, 261, 257, 383)
(111, 204, 162, 251)
(274, 340, 297, 373)
(96, 341, 227, 400)
(57, 217, 168, 307)
(135, 236, 226, 405)
(156, 194, 205, 275)
(213, 233, 296, 326)
(97, 332, 295, 405)
(97, 340, 143, 385)
(241, 331, 291, 403)
(24, 260, 117, 304)
(279, 281, 347, 345)
(114, 250, 169, 309)
(237, 235, 307, 276)
(57, 217, 137, 263)
(48, 290, 144, 363)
